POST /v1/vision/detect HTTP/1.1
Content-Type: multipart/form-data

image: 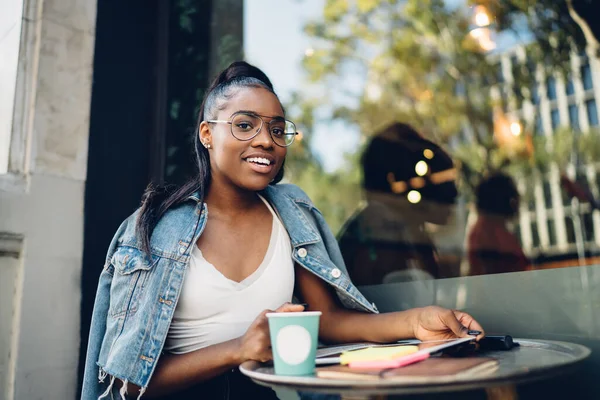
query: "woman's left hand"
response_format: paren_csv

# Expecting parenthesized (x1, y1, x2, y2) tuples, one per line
(412, 306, 485, 341)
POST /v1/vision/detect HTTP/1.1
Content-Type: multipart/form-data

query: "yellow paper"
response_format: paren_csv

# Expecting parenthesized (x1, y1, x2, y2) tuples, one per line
(339, 345, 419, 365)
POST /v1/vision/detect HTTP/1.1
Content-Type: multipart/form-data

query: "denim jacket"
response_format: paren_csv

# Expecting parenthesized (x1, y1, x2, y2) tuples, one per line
(81, 183, 378, 399)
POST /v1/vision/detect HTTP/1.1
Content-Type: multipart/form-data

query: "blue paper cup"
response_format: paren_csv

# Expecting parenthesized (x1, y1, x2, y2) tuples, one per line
(266, 311, 322, 376)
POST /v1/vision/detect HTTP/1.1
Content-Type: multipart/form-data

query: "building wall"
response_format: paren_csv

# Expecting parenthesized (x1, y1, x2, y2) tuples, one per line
(494, 46, 600, 257)
(0, 0, 97, 398)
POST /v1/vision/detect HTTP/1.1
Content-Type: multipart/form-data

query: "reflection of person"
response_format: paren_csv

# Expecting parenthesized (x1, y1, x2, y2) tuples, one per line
(467, 173, 529, 275)
(339, 123, 458, 285)
(81, 63, 484, 400)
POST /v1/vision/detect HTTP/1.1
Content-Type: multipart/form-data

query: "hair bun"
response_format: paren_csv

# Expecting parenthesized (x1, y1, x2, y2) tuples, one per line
(215, 61, 274, 90)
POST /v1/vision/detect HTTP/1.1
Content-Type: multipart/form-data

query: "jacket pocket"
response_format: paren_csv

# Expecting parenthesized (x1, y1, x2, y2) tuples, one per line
(109, 246, 158, 318)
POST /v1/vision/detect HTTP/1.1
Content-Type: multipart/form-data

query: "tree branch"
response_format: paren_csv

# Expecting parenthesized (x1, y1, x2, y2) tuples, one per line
(566, 0, 600, 57)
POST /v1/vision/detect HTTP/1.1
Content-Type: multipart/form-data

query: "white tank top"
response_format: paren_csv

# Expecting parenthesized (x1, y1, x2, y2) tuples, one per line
(164, 195, 295, 354)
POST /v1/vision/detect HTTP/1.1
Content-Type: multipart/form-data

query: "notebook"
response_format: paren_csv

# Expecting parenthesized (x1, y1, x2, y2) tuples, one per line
(316, 357, 498, 382)
(316, 337, 474, 366)
(339, 345, 420, 364)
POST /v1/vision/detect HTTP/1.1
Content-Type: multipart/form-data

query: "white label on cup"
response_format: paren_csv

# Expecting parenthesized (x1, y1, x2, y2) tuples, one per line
(276, 325, 312, 365)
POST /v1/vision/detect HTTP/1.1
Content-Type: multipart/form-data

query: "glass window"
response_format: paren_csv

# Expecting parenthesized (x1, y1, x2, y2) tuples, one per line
(583, 212, 594, 241)
(586, 99, 599, 127)
(576, 172, 590, 196)
(246, 0, 600, 284)
(547, 219, 557, 246)
(581, 64, 593, 91)
(0, 0, 24, 174)
(531, 82, 540, 105)
(546, 76, 557, 100)
(531, 221, 541, 248)
(562, 187, 571, 206)
(551, 108, 560, 131)
(568, 104, 580, 131)
(543, 180, 553, 209)
(565, 216, 576, 244)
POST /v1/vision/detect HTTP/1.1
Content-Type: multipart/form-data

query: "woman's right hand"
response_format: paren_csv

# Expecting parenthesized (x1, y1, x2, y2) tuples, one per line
(235, 303, 305, 363)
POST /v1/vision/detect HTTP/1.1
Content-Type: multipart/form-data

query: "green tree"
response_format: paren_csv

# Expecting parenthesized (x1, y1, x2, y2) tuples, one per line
(302, 0, 516, 194)
(284, 92, 363, 233)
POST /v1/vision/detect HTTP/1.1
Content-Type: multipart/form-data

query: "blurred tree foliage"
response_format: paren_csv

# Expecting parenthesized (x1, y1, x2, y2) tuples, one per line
(287, 0, 600, 232)
(284, 92, 364, 234)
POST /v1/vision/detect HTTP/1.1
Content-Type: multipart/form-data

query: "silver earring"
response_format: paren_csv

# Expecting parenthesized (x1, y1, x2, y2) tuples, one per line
(203, 141, 211, 149)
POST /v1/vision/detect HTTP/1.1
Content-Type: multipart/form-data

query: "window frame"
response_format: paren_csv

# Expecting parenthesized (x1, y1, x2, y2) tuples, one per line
(0, 0, 40, 192)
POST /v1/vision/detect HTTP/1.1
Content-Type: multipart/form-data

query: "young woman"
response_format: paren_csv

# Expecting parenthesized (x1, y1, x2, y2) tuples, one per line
(82, 61, 484, 400)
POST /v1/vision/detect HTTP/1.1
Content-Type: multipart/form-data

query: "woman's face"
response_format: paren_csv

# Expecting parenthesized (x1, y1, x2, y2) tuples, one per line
(201, 87, 287, 192)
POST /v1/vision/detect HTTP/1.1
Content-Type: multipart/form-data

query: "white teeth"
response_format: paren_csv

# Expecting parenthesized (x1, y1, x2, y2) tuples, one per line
(246, 157, 271, 165)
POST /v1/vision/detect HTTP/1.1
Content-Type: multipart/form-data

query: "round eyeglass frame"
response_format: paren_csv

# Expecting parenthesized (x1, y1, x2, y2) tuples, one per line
(206, 111, 298, 147)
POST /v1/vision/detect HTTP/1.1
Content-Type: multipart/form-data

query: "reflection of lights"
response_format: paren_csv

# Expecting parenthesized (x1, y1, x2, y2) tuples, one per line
(423, 149, 434, 159)
(409, 177, 425, 189)
(365, 82, 383, 101)
(390, 181, 408, 193)
(510, 122, 522, 136)
(304, 48, 315, 57)
(415, 160, 428, 176)
(388, 172, 408, 193)
(470, 28, 483, 39)
(407, 190, 422, 204)
(474, 5, 491, 27)
(430, 168, 457, 184)
(469, 28, 496, 51)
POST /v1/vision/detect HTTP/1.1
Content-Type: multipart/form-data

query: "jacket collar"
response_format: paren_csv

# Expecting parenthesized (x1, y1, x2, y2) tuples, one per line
(261, 185, 321, 247)
(186, 186, 321, 247)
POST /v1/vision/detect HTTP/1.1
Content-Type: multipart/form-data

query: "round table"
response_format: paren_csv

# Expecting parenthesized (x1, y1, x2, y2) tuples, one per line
(240, 339, 590, 399)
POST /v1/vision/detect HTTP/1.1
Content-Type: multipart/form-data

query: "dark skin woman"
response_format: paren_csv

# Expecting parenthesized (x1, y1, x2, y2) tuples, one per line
(84, 62, 484, 400)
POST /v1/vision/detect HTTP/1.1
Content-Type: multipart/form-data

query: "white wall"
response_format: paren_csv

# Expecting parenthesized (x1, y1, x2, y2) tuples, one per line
(0, 0, 97, 398)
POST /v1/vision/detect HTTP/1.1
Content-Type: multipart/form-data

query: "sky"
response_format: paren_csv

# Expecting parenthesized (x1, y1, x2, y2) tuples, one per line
(244, 0, 362, 172)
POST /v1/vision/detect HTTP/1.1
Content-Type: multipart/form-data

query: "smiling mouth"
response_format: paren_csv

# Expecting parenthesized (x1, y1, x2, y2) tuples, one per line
(245, 157, 273, 166)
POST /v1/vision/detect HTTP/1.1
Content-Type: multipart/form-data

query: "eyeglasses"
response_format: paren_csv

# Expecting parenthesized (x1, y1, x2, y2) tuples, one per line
(207, 111, 298, 147)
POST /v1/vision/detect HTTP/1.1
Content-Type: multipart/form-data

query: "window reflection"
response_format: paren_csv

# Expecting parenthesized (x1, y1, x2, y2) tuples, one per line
(267, 0, 600, 280)
(586, 99, 598, 127)
(581, 63, 593, 91)
(550, 108, 561, 131)
(546, 76, 557, 101)
(565, 216, 576, 244)
(467, 174, 529, 275)
(339, 123, 459, 283)
(568, 104, 580, 131)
